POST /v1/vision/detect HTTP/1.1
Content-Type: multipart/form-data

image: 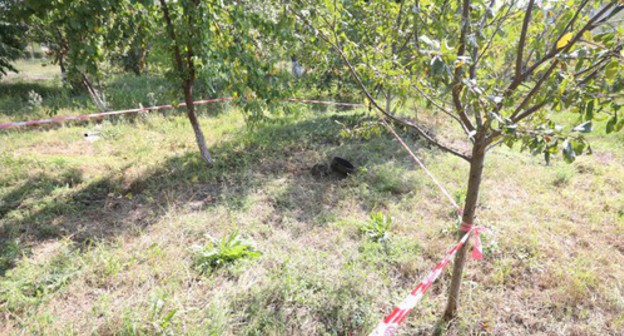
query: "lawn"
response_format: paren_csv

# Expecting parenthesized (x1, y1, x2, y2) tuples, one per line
(1, 60, 623, 335)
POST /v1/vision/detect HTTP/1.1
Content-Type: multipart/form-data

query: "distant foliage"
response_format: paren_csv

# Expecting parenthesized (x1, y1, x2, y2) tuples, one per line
(193, 230, 261, 273)
(0, 22, 26, 77)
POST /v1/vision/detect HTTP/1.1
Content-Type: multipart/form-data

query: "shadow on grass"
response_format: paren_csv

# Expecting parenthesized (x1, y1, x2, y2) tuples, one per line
(0, 112, 429, 273)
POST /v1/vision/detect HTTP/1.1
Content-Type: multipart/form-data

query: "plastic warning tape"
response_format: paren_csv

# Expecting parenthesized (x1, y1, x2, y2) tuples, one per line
(286, 98, 366, 108)
(0, 97, 369, 130)
(0, 98, 234, 130)
(369, 223, 488, 336)
(371, 230, 469, 336)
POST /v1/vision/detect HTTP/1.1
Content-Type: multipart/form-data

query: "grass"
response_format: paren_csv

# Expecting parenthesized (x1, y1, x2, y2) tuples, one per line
(1, 59, 623, 335)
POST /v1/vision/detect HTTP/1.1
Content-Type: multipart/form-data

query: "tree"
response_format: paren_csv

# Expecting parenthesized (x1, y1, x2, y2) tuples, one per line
(12, 0, 153, 110)
(157, 0, 295, 165)
(14, 0, 118, 109)
(293, 0, 624, 325)
(107, 0, 155, 75)
(0, 2, 26, 77)
(158, 0, 214, 165)
(0, 21, 25, 77)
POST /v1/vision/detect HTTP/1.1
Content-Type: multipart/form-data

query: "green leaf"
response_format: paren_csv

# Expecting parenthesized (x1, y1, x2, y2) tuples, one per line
(572, 121, 592, 133)
(605, 60, 619, 82)
(570, 139, 586, 155)
(585, 100, 594, 120)
(562, 140, 576, 163)
(556, 32, 573, 49)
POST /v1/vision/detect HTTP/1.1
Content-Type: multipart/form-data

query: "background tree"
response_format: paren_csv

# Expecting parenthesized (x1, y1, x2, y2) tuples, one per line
(294, 0, 624, 323)
(108, 0, 155, 75)
(0, 21, 25, 78)
(158, 0, 295, 165)
(13, 0, 151, 110)
(0, 1, 26, 78)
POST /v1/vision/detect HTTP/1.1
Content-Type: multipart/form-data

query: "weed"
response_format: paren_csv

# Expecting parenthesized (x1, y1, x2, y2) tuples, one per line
(552, 167, 574, 187)
(0, 238, 22, 275)
(149, 294, 178, 334)
(26, 90, 43, 111)
(193, 230, 261, 273)
(0, 241, 81, 314)
(359, 211, 393, 243)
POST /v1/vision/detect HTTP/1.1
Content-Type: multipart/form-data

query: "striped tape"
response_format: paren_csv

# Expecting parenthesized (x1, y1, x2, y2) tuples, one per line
(370, 230, 473, 336)
(0, 98, 234, 130)
(0, 97, 368, 130)
(286, 98, 366, 108)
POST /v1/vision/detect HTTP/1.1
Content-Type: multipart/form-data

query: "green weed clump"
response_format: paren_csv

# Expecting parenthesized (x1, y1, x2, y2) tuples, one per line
(193, 230, 261, 273)
(360, 211, 392, 243)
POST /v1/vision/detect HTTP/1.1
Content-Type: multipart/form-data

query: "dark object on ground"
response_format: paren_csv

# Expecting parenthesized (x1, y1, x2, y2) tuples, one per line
(330, 157, 355, 177)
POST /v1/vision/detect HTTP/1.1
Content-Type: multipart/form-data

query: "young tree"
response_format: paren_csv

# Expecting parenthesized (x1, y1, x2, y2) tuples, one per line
(13, 0, 129, 110)
(294, 0, 624, 324)
(158, 0, 295, 165)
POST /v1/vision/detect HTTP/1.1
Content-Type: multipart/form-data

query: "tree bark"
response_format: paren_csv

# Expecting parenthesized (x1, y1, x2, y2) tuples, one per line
(59, 55, 66, 83)
(443, 131, 487, 321)
(183, 81, 212, 165)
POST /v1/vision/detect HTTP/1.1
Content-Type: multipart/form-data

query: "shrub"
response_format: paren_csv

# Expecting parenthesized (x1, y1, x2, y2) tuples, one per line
(193, 230, 261, 274)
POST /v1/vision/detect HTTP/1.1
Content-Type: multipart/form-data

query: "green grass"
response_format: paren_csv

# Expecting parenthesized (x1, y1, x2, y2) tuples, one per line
(1, 61, 623, 335)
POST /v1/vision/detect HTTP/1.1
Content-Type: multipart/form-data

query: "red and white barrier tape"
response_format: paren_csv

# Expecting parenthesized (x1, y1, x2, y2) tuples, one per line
(0, 98, 234, 130)
(370, 223, 488, 336)
(0, 97, 368, 130)
(286, 98, 366, 108)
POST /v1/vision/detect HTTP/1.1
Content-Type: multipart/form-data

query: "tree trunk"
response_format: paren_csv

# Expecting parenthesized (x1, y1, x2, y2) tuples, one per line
(59, 55, 67, 84)
(183, 81, 213, 166)
(443, 132, 487, 321)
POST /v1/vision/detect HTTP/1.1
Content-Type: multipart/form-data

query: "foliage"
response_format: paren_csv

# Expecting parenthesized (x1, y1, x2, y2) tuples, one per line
(193, 230, 261, 273)
(0, 21, 26, 77)
(293, 0, 624, 320)
(360, 211, 393, 243)
(294, 0, 624, 163)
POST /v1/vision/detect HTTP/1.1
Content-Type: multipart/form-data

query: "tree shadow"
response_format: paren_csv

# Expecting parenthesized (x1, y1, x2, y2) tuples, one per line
(0, 111, 431, 275)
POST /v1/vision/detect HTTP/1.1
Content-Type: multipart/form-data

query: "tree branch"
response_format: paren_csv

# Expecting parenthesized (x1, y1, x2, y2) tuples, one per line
(516, 0, 535, 81)
(159, 0, 185, 76)
(510, 59, 559, 121)
(452, 0, 475, 132)
(474, 3, 515, 68)
(511, 100, 547, 123)
(413, 84, 472, 137)
(293, 8, 471, 161)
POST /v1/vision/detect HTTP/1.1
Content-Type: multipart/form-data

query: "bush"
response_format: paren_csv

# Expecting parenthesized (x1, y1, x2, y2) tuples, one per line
(193, 230, 261, 274)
